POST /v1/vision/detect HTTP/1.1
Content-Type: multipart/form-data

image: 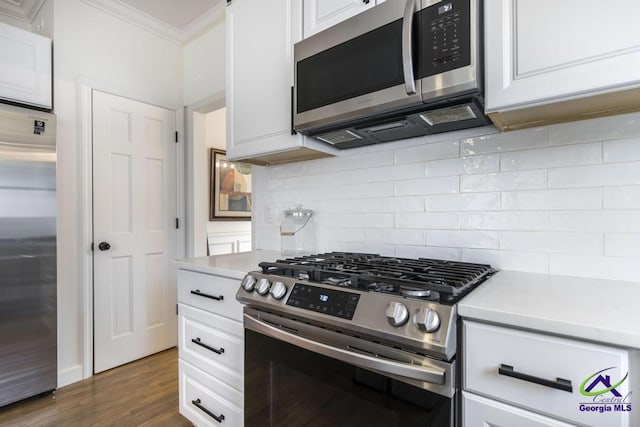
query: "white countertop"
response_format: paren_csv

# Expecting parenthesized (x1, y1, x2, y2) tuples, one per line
(459, 270, 640, 349)
(175, 250, 282, 280)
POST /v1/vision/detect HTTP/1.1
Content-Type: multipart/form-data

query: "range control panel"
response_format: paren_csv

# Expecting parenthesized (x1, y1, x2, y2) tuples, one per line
(286, 283, 360, 320)
(420, 0, 472, 78)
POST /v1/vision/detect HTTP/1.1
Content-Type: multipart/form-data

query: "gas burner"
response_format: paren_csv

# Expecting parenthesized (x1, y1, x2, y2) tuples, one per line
(399, 285, 432, 298)
(258, 252, 496, 304)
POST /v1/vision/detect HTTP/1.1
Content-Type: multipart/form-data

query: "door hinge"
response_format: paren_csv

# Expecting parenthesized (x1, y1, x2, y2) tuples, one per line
(176, 304, 179, 315)
(175, 218, 179, 229)
(175, 131, 178, 143)
(91, 242, 94, 251)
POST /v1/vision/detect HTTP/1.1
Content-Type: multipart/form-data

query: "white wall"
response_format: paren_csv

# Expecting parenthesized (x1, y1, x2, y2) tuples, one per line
(50, 0, 182, 386)
(192, 108, 251, 257)
(253, 112, 640, 283)
(183, 17, 225, 106)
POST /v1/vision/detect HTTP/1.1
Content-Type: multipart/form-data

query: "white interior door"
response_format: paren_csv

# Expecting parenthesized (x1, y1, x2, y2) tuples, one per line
(92, 90, 177, 373)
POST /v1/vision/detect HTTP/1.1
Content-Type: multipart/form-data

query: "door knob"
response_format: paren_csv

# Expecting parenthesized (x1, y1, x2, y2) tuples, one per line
(98, 242, 111, 251)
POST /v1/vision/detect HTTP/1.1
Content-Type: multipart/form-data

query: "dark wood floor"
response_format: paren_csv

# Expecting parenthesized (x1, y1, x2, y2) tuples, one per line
(0, 348, 191, 427)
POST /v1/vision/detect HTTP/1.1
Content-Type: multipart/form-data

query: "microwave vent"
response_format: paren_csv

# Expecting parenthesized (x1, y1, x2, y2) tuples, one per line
(420, 105, 478, 126)
(315, 129, 362, 145)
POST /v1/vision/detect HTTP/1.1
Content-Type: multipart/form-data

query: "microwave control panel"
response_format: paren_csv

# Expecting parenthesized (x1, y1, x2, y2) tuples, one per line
(421, 0, 472, 78)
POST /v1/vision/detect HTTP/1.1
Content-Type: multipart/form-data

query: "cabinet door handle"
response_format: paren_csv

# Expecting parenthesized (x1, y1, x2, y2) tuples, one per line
(192, 398, 225, 423)
(498, 364, 573, 393)
(192, 337, 225, 355)
(190, 289, 224, 301)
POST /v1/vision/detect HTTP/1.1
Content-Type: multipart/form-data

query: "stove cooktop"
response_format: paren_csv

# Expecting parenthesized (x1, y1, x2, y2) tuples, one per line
(258, 252, 496, 304)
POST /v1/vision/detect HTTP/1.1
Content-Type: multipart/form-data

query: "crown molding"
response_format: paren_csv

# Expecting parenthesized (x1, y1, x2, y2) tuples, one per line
(0, 0, 45, 23)
(81, 0, 225, 45)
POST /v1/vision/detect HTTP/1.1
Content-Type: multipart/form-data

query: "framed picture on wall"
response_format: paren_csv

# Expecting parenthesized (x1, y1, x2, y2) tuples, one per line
(210, 149, 252, 221)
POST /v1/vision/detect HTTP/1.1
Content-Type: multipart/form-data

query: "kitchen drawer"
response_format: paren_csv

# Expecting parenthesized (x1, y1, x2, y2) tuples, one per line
(178, 269, 242, 321)
(463, 321, 634, 426)
(179, 360, 243, 427)
(179, 303, 243, 391)
(463, 391, 574, 427)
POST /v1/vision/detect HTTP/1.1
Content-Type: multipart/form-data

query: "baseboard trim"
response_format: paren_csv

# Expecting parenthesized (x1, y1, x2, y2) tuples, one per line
(58, 364, 84, 388)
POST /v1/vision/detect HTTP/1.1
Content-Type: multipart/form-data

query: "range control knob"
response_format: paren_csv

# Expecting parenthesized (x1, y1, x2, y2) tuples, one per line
(241, 275, 256, 292)
(414, 307, 440, 333)
(270, 281, 288, 300)
(385, 302, 409, 327)
(256, 278, 272, 296)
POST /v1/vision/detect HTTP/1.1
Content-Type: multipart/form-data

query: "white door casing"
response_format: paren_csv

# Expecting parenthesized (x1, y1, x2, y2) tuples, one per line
(92, 90, 177, 373)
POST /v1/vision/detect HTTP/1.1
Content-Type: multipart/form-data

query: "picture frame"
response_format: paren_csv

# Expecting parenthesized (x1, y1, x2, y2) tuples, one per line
(209, 149, 252, 221)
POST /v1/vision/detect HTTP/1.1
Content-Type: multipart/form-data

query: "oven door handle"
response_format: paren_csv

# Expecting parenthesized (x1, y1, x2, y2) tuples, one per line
(244, 314, 446, 385)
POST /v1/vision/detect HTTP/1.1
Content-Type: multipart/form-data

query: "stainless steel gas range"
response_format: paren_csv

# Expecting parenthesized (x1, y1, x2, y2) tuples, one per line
(236, 252, 495, 427)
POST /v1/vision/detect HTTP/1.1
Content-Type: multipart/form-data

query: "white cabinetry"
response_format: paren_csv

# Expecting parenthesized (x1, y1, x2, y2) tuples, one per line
(462, 321, 638, 426)
(485, 0, 640, 131)
(302, 0, 377, 38)
(225, 0, 335, 165)
(178, 268, 244, 427)
(0, 22, 52, 110)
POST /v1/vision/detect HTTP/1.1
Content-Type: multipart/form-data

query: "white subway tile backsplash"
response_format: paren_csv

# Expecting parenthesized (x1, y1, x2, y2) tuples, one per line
(603, 137, 640, 163)
(550, 211, 640, 233)
(396, 212, 460, 229)
(427, 230, 500, 249)
(425, 154, 499, 177)
(605, 233, 640, 257)
(396, 245, 462, 261)
(394, 140, 459, 164)
(394, 176, 459, 196)
(254, 111, 640, 283)
(548, 111, 640, 146)
(501, 142, 601, 171)
(461, 211, 549, 231)
(427, 193, 500, 211)
(500, 231, 603, 255)
(461, 170, 546, 192)
(365, 228, 425, 245)
(367, 163, 425, 182)
(365, 196, 425, 213)
(461, 249, 549, 274)
(461, 127, 547, 155)
(501, 188, 602, 210)
(316, 213, 395, 228)
(550, 254, 640, 282)
(603, 186, 640, 209)
(548, 162, 640, 188)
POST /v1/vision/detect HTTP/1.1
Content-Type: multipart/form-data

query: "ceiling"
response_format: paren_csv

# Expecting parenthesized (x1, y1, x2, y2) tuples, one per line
(119, 0, 224, 30)
(0, 0, 225, 35)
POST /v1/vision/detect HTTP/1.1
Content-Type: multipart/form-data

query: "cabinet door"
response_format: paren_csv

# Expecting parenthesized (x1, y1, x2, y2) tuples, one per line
(303, 0, 376, 38)
(0, 22, 52, 109)
(226, 0, 301, 159)
(485, 0, 640, 112)
(463, 392, 574, 427)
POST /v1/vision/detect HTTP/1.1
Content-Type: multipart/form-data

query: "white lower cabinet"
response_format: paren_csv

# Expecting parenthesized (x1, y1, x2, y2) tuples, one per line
(463, 391, 574, 427)
(178, 268, 244, 427)
(463, 320, 638, 427)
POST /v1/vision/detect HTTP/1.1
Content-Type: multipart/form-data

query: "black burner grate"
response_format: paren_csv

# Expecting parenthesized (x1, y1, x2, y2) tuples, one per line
(259, 252, 496, 304)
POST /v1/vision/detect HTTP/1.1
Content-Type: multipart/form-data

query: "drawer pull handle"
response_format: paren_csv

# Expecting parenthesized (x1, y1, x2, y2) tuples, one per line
(192, 398, 225, 423)
(192, 337, 225, 355)
(498, 364, 573, 393)
(191, 289, 224, 301)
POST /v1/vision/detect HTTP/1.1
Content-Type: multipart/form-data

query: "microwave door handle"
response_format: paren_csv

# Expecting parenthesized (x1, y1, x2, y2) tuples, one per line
(402, 0, 417, 95)
(244, 313, 445, 385)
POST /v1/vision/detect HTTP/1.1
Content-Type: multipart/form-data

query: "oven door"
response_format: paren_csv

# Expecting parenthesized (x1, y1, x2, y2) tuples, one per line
(244, 308, 456, 427)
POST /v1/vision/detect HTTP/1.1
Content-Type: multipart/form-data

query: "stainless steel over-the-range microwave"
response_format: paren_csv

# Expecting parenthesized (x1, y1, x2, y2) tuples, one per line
(293, 0, 489, 149)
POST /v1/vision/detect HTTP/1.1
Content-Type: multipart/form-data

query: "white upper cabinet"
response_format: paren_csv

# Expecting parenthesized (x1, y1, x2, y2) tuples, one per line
(0, 22, 52, 110)
(485, 0, 640, 131)
(303, 0, 378, 39)
(226, 0, 336, 165)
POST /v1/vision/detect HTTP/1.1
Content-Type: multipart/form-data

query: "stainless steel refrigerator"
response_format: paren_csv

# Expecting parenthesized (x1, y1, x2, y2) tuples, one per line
(0, 104, 56, 407)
